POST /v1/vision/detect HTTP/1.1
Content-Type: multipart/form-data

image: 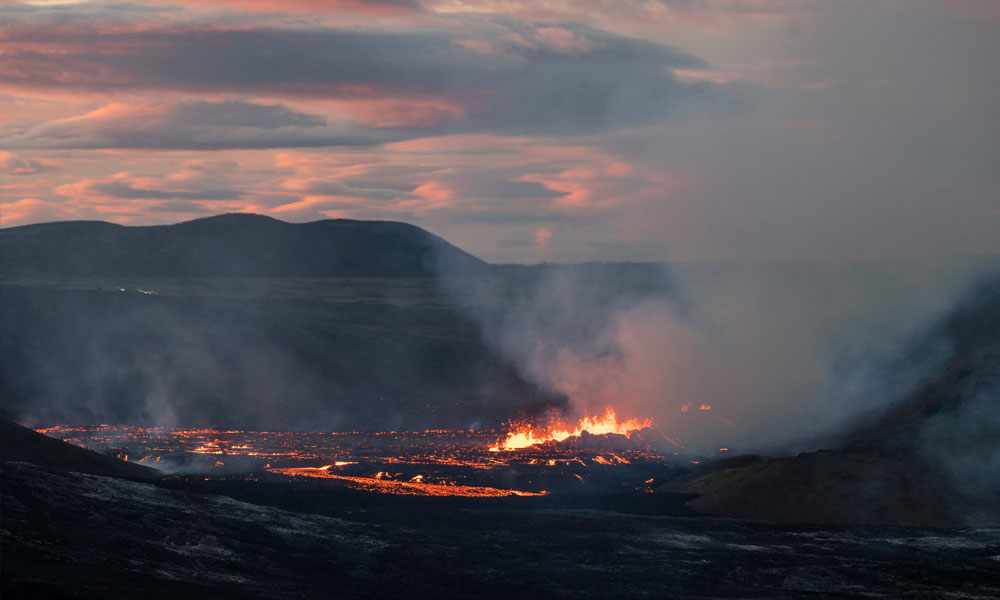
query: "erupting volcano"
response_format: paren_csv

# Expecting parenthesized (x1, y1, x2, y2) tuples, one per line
(488, 407, 653, 451)
(35, 419, 676, 498)
(4, 0, 1000, 589)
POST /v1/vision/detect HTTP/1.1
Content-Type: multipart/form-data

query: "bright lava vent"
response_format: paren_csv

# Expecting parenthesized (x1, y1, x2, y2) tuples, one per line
(489, 407, 652, 452)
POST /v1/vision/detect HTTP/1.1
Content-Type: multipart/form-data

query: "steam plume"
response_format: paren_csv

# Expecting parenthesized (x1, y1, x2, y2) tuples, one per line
(439, 257, 999, 453)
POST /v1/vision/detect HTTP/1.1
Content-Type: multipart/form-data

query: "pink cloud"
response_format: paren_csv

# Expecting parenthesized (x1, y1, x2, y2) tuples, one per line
(3, 98, 417, 150)
(604, 161, 632, 177)
(168, 159, 243, 181)
(500, 26, 593, 53)
(0, 198, 78, 227)
(384, 133, 534, 153)
(518, 165, 607, 208)
(426, 0, 787, 35)
(55, 171, 241, 202)
(166, 0, 422, 16)
(532, 27, 592, 52)
(286, 96, 466, 128)
(453, 39, 498, 54)
(269, 195, 344, 216)
(405, 181, 456, 210)
(274, 151, 382, 179)
(0, 152, 60, 175)
(534, 227, 552, 250)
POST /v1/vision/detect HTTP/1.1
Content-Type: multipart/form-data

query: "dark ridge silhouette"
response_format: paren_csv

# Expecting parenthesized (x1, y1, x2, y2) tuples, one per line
(0, 419, 158, 480)
(0, 213, 488, 278)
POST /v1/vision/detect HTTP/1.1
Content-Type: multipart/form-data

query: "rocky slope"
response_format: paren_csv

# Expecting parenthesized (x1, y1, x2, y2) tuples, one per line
(666, 279, 1000, 525)
(0, 419, 158, 480)
(4, 460, 999, 599)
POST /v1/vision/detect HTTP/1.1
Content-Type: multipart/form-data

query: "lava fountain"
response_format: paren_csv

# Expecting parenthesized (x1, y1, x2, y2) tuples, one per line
(489, 407, 652, 452)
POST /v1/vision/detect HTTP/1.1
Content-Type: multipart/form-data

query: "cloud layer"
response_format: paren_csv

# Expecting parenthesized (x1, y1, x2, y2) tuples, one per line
(0, 0, 997, 264)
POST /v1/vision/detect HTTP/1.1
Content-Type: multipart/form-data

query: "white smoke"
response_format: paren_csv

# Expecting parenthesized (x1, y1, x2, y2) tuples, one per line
(441, 257, 998, 453)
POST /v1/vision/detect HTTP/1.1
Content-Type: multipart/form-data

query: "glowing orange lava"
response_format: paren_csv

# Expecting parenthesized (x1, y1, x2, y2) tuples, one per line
(489, 407, 652, 452)
(269, 466, 546, 497)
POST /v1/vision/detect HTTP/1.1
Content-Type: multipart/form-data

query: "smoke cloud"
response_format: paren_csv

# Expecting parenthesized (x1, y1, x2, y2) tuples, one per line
(440, 257, 1000, 453)
(0, 277, 549, 432)
(921, 388, 1000, 497)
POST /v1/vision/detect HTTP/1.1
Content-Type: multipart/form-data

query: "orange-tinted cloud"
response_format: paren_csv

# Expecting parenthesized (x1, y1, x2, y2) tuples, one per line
(167, 0, 422, 15)
(0, 197, 79, 227)
(0, 151, 60, 175)
(1, 15, 715, 142)
(534, 227, 552, 250)
(2, 99, 418, 150)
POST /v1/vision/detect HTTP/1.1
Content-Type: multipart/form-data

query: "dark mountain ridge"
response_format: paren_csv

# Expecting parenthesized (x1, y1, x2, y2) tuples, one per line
(0, 213, 488, 278)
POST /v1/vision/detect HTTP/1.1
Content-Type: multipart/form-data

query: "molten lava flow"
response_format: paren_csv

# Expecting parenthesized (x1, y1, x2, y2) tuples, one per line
(489, 407, 652, 451)
(269, 467, 546, 497)
(37, 424, 676, 495)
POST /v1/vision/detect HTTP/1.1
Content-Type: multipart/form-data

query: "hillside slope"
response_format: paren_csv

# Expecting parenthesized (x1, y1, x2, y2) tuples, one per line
(0, 419, 158, 480)
(667, 279, 1000, 525)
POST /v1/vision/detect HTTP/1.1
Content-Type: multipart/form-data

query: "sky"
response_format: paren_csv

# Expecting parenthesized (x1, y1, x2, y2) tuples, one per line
(1, 0, 998, 263)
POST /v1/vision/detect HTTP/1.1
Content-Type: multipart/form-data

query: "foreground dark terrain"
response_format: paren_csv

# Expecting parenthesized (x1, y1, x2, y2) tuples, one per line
(4, 460, 1000, 600)
(3, 417, 1000, 599)
(3, 215, 1000, 598)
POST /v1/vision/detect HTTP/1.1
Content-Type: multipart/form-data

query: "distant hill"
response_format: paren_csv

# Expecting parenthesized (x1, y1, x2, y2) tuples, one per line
(0, 214, 488, 278)
(0, 214, 553, 431)
(0, 419, 158, 480)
